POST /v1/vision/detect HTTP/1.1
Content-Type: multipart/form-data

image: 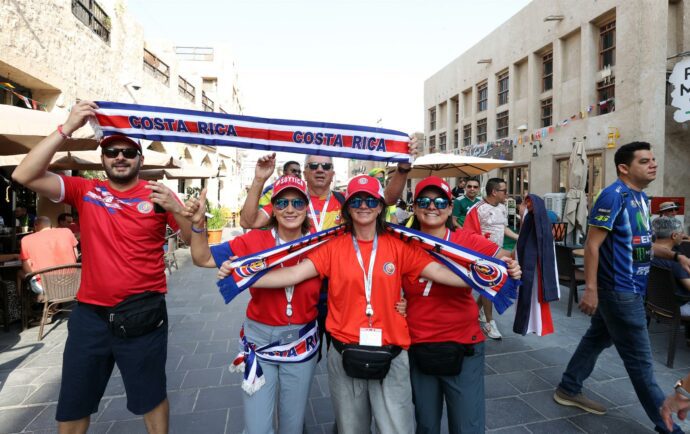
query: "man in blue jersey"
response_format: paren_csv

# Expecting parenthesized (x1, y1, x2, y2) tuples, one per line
(553, 142, 684, 433)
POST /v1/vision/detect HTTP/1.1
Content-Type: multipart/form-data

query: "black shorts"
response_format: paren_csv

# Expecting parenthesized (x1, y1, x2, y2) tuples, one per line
(56, 303, 168, 421)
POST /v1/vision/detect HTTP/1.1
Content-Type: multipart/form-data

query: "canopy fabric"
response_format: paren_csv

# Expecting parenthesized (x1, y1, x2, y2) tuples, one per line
(408, 153, 513, 178)
(564, 141, 589, 238)
(0, 150, 180, 170)
(0, 105, 96, 155)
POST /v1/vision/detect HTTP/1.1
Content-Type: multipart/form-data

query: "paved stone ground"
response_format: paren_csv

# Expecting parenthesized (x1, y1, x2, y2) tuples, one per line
(1, 230, 690, 433)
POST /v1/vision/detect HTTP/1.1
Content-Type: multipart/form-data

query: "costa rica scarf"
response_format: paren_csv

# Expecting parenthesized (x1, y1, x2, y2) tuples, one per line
(214, 224, 519, 313)
(91, 101, 412, 163)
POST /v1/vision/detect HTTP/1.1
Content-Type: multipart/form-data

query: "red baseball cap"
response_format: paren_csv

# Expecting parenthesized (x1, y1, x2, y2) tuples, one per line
(414, 176, 452, 200)
(272, 175, 308, 200)
(99, 135, 142, 152)
(346, 175, 384, 201)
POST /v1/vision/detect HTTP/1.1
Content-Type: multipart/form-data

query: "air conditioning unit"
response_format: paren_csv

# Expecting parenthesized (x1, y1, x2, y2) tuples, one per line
(544, 193, 567, 220)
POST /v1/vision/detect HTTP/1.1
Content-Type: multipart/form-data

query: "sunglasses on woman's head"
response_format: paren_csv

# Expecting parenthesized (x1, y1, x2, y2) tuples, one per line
(102, 147, 140, 159)
(274, 198, 307, 211)
(348, 197, 380, 209)
(306, 162, 333, 171)
(415, 197, 449, 209)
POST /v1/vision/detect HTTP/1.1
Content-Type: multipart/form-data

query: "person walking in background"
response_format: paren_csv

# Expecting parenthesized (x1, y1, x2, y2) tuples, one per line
(463, 177, 518, 340)
(452, 177, 481, 227)
(553, 142, 683, 434)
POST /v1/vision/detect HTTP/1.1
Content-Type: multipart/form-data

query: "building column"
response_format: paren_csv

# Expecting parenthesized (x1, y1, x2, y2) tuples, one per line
(553, 37, 565, 125)
(580, 22, 597, 116)
(527, 52, 540, 135)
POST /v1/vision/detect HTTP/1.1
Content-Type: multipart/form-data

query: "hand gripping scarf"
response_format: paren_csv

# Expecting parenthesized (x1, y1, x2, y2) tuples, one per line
(91, 101, 412, 163)
(213, 224, 520, 314)
(385, 224, 520, 314)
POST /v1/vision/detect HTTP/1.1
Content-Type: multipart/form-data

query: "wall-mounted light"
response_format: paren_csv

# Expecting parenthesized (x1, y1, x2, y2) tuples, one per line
(543, 15, 564, 22)
(517, 124, 528, 132)
(122, 80, 142, 91)
(477, 59, 492, 64)
(532, 140, 543, 157)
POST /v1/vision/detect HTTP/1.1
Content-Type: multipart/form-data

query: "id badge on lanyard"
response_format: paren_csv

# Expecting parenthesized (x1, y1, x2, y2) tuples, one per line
(353, 234, 383, 346)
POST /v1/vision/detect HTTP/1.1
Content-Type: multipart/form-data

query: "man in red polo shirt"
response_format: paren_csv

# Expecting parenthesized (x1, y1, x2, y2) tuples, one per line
(12, 100, 191, 434)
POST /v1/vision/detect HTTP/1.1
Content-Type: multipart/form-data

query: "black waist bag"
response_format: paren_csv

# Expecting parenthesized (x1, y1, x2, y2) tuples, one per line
(408, 342, 472, 376)
(336, 340, 402, 380)
(108, 292, 167, 338)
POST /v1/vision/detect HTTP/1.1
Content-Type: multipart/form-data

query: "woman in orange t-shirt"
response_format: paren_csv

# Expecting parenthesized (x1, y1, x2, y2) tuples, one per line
(219, 175, 506, 434)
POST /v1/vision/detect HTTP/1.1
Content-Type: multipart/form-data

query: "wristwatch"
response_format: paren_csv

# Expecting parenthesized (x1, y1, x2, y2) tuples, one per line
(674, 379, 690, 399)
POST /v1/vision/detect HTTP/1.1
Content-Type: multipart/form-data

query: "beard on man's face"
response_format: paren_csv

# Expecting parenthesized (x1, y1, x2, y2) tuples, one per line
(103, 159, 141, 184)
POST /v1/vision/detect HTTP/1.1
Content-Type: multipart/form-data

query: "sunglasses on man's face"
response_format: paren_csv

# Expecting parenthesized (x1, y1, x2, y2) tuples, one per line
(348, 197, 380, 209)
(415, 197, 450, 209)
(274, 198, 307, 211)
(102, 147, 140, 159)
(306, 162, 333, 171)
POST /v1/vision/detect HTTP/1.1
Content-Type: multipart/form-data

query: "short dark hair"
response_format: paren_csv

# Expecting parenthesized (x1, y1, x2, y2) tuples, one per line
(614, 142, 651, 175)
(341, 196, 387, 236)
(485, 178, 505, 196)
(57, 213, 72, 224)
(465, 177, 480, 186)
(283, 161, 300, 172)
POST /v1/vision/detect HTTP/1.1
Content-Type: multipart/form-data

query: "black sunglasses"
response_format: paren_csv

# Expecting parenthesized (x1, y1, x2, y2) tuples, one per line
(274, 198, 307, 211)
(306, 162, 333, 171)
(102, 147, 140, 159)
(415, 197, 450, 209)
(348, 197, 380, 209)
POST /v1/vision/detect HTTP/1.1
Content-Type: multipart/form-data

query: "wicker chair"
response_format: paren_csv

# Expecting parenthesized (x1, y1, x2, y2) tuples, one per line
(555, 245, 585, 317)
(645, 265, 690, 368)
(25, 264, 81, 340)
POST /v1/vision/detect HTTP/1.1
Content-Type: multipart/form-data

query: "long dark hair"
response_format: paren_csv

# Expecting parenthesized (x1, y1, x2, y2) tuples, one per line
(341, 197, 387, 237)
(410, 186, 455, 232)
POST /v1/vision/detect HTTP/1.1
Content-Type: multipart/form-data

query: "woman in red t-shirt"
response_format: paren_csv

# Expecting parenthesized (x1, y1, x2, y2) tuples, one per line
(218, 175, 515, 434)
(184, 175, 321, 434)
(403, 176, 515, 434)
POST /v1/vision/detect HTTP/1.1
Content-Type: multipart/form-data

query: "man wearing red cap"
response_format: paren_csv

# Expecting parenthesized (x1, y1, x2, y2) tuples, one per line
(13, 101, 192, 434)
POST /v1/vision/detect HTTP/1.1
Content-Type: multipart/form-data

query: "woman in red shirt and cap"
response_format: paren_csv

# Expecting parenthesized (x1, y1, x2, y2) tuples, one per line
(185, 174, 321, 434)
(219, 174, 520, 434)
(403, 176, 514, 434)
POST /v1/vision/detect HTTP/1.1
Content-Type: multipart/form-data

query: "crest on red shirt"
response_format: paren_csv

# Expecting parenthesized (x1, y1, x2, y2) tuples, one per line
(137, 201, 154, 214)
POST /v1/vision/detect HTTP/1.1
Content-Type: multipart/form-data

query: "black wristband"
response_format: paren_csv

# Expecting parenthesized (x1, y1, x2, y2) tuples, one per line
(674, 252, 680, 262)
(397, 166, 412, 174)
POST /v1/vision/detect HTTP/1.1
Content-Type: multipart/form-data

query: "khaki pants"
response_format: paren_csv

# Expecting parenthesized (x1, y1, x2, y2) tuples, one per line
(327, 346, 414, 434)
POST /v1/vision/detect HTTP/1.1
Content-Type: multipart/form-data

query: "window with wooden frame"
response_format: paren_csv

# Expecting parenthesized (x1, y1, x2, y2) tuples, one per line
(477, 81, 488, 112)
(453, 129, 459, 150)
(429, 107, 437, 130)
(178, 76, 195, 102)
(453, 98, 459, 123)
(541, 98, 552, 127)
(497, 71, 509, 106)
(143, 49, 170, 86)
(202, 91, 214, 112)
(597, 77, 615, 114)
(463, 124, 472, 147)
(557, 153, 604, 205)
(439, 132, 447, 152)
(499, 165, 530, 199)
(428, 135, 436, 154)
(72, 0, 110, 43)
(476, 118, 487, 143)
(599, 20, 616, 69)
(542, 52, 553, 92)
(496, 111, 509, 139)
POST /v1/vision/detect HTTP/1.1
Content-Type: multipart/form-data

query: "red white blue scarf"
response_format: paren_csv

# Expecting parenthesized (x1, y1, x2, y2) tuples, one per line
(91, 101, 412, 163)
(214, 224, 519, 313)
(230, 320, 319, 395)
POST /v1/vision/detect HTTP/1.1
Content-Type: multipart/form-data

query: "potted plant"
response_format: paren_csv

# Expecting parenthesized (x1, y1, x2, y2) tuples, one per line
(206, 206, 227, 244)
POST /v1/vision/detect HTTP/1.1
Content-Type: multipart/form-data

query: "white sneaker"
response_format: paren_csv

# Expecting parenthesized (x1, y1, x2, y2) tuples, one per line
(482, 320, 503, 340)
(478, 306, 487, 323)
(681, 303, 690, 317)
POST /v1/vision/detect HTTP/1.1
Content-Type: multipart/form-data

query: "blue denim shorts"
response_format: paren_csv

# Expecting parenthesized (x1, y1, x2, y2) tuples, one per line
(56, 303, 168, 421)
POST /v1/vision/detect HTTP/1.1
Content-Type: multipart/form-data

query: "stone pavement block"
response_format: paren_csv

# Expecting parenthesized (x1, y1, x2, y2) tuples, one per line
(502, 371, 552, 393)
(220, 368, 243, 386)
(209, 352, 235, 368)
(166, 370, 187, 390)
(1, 367, 45, 387)
(313, 372, 331, 397)
(524, 418, 586, 433)
(484, 374, 520, 399)
(33, 365, 62, 385)
(0, 385, 35, 407)
(195, 385, 244, 411)
(525, 347, 575, 366)
(196, 340, 230, 355)
(485, 352, 545, 374)
(167, 342, 198, 358)
(485, 397, 545, 429)
(180, 367, 223, 389)
(176, 353, 211, 371)
(487, 427, 530, 433)
(168, 388, 198, 415)
(97, 396, 140, 423)
(23, 403, 57, 431)
(225, 405, 245, 434)
(484, 337, 534, 356)
(310, 396, 335, 425)
(587, 378, 639, 406)
(0, 406, 44, 433)
(107, 419, 147, 434)
(519, 389, 587, 419)
(22, 382, 61, 405)
(104, 375, 125, 397)
(568, 409, 653, 433)
(169, 408, 228, 433)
